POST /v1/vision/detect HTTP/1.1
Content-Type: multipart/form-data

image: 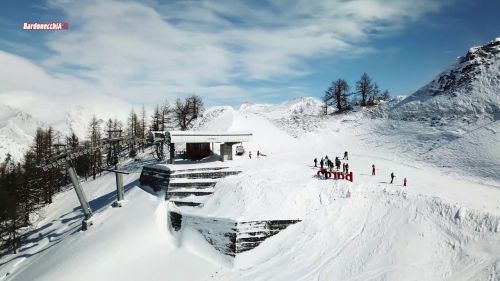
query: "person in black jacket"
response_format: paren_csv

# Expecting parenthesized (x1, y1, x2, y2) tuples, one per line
(390, 172, 395, 184)
(328, 159, 333, 172)
(314, 158, 317, 167)
(335, 157, 340, 171)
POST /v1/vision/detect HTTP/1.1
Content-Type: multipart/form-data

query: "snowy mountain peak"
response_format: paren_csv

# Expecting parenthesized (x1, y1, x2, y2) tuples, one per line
(0, 103, 46, 162)
(428, 38, 499, 97)
(390, 38, 500, 122)
(57, 105, 97, 139)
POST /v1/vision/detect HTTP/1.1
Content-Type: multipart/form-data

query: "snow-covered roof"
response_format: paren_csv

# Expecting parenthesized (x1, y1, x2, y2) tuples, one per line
(168, 131, 252, 143)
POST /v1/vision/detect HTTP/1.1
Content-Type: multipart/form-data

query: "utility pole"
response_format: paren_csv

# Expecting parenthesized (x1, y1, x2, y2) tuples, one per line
(37, 131, 144, 230)
(102, 166, 130, 208)
(66, 161, 93, 230)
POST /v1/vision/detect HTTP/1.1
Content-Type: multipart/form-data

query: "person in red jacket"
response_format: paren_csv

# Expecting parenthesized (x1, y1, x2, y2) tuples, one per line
(372, 164, 376, 176)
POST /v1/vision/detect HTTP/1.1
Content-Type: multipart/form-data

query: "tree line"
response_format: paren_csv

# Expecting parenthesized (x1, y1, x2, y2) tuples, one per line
(151, 95, 204, 131)
(0, 95, 204, 256)
(322, 73, 390, 114)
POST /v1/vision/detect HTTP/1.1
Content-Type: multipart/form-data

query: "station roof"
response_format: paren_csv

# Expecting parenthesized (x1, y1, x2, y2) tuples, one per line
(168, 131, 252, 144)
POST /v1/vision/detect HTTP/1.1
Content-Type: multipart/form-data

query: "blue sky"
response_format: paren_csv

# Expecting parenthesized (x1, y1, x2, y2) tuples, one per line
(0, 0, 499, 121)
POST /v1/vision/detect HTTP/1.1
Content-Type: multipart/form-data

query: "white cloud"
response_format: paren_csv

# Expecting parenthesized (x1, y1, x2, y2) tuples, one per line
(0, 0, 453, 125)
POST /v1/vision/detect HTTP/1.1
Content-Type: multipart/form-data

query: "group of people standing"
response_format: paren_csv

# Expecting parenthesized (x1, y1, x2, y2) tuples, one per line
(314, 153, 408, 186)
(314, 151, 349, 173)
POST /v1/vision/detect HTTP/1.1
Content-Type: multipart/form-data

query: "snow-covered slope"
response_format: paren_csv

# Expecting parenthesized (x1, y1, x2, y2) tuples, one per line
(54, 105, 96, 140)
(0, 166, 224, 281)
(359, 38, 500, 183)
(0, 104, 101, 163)
(240, 97, 323, 118)
(1, 102, 500, 281)
(192, 106, 235, 131)
(194, 97, 324, 137)
(176, 108, 500, 280)
(2, 40, 500, 281)
(0, 103, 45, 162)
(239, 97, 324, 137)
(390, 38, 500, 122)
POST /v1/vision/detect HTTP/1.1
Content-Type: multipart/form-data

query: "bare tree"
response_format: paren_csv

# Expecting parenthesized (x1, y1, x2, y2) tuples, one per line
(87, 116, 102, 179)
(105, 118, 113, 134)
(150, 105, 161, 131)
(368, 83, 380, 105)
(174, 98, 189, 130)
(187, 95, 203, 120)
(140, 104, 147, 138)
(174, 95, 204, 130)
(322, 83, 335, 115)
(161, 100, 172, 131)
(334, 79, 351, 112)
(356, 73, 374, 106)
(88, 116, 102, 146)
(381, 89, 391, 101)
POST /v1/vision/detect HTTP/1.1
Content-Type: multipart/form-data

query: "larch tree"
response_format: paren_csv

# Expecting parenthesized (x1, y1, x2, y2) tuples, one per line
(334, 79, 351, 112)
(355, 73, 374, 106)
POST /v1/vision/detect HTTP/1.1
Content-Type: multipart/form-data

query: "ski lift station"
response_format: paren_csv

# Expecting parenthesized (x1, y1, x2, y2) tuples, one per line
(150, 130, 252, 163)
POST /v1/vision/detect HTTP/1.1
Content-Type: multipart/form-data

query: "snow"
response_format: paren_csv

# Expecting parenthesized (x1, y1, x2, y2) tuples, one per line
(193, 106, 234, 132)
(389, 38, 500, 122)
(2, 40, 500, 280)
(0, 103, 45, 162)
(0, 165, 226, 281)
(57, 105, 97, 140)
(0, 103, 96, 163)
(2, 101, 500, 280)
(239, 97, 324, 137)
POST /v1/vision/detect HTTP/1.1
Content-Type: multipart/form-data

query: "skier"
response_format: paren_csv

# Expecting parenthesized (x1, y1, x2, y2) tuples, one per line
(335, 157, 341, 171)
(390, 172, 395, 184)
(320, 158, 324, 169)
(372, 164, 376, 176)
(404, 177, 407, 187)
(343, 151, 348, 160)
(342, 162, 346, 173)
(249, 151, 252, 159)
(328, 159, 333, 172)
(257, 150, 260, 158)
(345, 163, 349, 174)
(314, 158, 317, 167)
(325, 155, 329, 164)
